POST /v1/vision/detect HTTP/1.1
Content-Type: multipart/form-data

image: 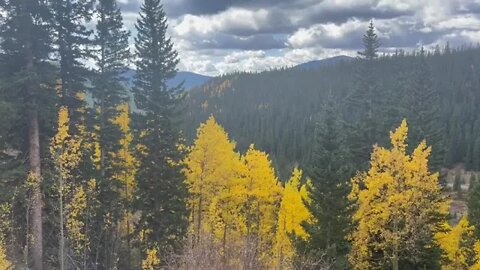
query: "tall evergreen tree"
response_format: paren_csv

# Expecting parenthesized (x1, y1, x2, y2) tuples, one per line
(468, 174, 480, 238)
(52, 0, 94, 123)
(300, 99, 352, 268)
(0, 0, 55, 269)
(402, 48, 445, 171)
(358, 21, 380, 61)
(347, 20, 388, 169)
(133, 0, 188, 262)
(89, 0, 131, 267)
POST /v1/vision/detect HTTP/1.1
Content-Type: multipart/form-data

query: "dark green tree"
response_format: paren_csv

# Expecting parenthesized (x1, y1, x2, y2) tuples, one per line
(0, 0, 55, 269)
(300, 98, 352, 268)
(90, 0, 131, 268)
(402, 48, 445, 171)
(358, 20, 380, 60)
(468, 173, 480, 237)
(132, 0, 188, 262)
(347, 20, 388, 169)
(52, 0, 94, 123)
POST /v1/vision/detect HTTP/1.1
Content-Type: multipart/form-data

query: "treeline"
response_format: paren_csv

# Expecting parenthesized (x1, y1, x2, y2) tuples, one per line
(179, 115, 480, 270)
(184, 23, 480, 178)
(0, 0, 186, 269)
(1, 0, 480, 268)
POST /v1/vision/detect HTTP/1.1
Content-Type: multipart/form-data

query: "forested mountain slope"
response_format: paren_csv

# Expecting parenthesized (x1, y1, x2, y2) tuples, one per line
(183, 47, 480, 178)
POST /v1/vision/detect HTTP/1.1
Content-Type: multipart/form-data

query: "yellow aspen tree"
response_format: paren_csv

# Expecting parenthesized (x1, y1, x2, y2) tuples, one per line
(435, 216, 477, 269)
(183, 116, 243, 242)
(142, 248, 160, 270)
(242, 144, 283, 264)
(471, 242, 480, 270)
(111, 103, 138, 201)
(50, 106, 83, 270)
(0, 241, 11, 270)
(274, 168, 312, 269)
(111, 103, 138, 267)
(348, 119, 449, 270)
(0, 204, 12, 269)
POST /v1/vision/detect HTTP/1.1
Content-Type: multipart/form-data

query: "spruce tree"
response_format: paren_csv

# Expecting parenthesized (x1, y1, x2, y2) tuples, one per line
(90, 0, 131, 267)
(358, 21, 380, 61)
(52, 0, 94, 123)
(403, 48, 445, 171)
(133, 0, 188, 261)
(347, 20, 387, 169)
(0, 1, 55, 269)
(468, 173, 480, 237)
(301, 98, 352, 268)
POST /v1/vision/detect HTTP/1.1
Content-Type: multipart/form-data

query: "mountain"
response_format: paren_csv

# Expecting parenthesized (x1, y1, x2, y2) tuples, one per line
(122, 69, 213, 90)
(168, 71, 213, 89)
(294, 55, 354, 70)
(183, 48, 480, 178)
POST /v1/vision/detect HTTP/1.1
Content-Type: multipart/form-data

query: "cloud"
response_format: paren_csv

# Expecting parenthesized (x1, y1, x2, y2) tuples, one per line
(118, 0, 480, 75)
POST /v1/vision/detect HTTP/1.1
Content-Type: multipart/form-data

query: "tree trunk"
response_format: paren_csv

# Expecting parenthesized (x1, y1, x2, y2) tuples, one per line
(59, 174, 65, 270)
(28, 107, 43, 270)
(392, 254, 399, 270)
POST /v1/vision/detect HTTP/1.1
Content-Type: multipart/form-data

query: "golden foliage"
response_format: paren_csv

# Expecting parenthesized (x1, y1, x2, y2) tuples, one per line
(50, 106, 82, 183)
(242, 145, 283, 260)
(183, 116, 244, 239)
(0, 242, 12, 270)
(66, 186, 88, 254)
(274, 168, 312, 268)
(348, 119, 449, 269)
(111, 103, 138, 201)
(184, 117, 292, 267)
(142, 248, 160, 270)
(436, 216, 479, 270)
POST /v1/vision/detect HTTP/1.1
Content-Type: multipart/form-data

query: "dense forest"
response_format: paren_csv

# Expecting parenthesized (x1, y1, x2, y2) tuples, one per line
(0, 0, 480, 270)
(184, 39, 480, 179)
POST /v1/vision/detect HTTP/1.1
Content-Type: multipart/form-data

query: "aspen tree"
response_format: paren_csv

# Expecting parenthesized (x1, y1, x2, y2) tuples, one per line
(275, 168, 311, 268)
(183, 116, 242, 242)
(349, 120, 449, 269)
(242, 145, 283, 263)
(436, 216, 479, 270)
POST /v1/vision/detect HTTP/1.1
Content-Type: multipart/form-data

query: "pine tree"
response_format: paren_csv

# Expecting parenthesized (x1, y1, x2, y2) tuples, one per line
(358, 20, 380, 61)
(348, 20, 388, 168)
(92, 0, 131, 172)
(90, 0, 131, 266)
(52, 0, 94, 123)
(349, 120, 449, 270)
(0, 1, 54, 268)
(403, 47, 445, 171)
(301, 100, 352, 267)
(133, 0, 188, 259)
(468, 174, 480, 238)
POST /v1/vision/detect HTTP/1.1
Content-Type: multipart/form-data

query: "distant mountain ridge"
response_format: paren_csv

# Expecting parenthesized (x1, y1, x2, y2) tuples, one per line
(121, 56, 353, 91)
(122, 69, 213, 90)
(294, 55, 354, 70)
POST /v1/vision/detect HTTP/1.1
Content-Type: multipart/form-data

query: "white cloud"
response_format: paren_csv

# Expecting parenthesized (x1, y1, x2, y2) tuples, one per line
(120, 0, 480, 76)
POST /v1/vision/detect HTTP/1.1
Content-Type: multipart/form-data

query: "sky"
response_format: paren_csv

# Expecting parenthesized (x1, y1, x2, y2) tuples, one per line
(117, 0, 480, 76)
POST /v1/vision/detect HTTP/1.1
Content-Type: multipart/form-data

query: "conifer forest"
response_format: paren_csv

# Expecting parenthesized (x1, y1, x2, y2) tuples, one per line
(1, 0, 480, 269)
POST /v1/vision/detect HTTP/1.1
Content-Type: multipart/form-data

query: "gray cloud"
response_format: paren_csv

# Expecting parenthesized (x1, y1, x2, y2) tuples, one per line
(163, 0, 312, 17)
(118, 0, 480, 75)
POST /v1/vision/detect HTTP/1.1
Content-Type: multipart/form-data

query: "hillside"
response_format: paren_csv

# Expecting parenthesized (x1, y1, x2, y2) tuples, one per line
(183, 48, 480, 178)
(122, 69, 212, 90)
(294, 55, 354, 70)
